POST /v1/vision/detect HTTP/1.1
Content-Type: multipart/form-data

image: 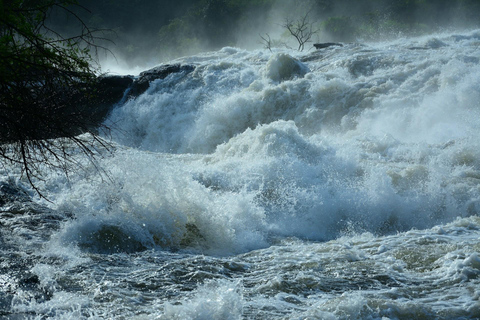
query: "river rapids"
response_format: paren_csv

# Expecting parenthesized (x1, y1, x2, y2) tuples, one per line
(2, 30, 480, 319)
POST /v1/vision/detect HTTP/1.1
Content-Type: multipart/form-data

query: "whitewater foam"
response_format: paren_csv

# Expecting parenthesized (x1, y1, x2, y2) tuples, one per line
(28, 31, 478, 256)
(4, 30, 480, 320)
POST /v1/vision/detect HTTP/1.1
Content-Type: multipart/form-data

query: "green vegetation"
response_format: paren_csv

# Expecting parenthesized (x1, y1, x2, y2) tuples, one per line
(0, 0, 109, 195)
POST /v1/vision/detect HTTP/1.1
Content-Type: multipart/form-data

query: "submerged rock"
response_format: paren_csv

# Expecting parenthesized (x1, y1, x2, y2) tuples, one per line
(0, 181, 30, 207)
(78, 225, 147, 254)
(74, 64, 196, 131)
(264, 53, 309, 82)
(83, 64, 195, 128)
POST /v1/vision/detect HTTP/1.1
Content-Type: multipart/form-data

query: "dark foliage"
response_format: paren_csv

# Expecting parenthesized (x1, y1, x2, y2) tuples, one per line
(0, 0, 112, 196)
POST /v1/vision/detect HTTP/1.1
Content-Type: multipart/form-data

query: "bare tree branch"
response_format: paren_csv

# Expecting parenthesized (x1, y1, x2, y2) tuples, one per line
(282, 13, 318, 51)
(0, 0, 115, 198)
(259, 33, 273, 52)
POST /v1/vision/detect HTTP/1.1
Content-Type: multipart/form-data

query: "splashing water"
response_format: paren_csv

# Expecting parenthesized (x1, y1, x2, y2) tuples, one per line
(2, 30, 480, 319)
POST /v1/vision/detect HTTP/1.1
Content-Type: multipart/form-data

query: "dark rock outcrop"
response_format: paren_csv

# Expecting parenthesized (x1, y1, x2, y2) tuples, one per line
(0, 64, 195, 142)
(56, 64, 196, 134)
(128, 64, 195, 98)
(0, 74, 134, 143)
(96, 75, 134, 105)
(79, 75, 134, 129)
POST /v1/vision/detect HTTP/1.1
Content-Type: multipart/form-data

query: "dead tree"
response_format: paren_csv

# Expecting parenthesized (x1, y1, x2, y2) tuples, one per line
(259, 33, 273, 52)
(283, 14, 317, 52)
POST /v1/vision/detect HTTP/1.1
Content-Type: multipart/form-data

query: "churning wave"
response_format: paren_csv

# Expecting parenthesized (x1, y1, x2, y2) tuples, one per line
(31, 30, 480, 256)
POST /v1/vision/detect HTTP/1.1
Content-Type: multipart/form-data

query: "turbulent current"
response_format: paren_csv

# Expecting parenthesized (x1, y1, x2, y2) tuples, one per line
(2, 30, 480, 319)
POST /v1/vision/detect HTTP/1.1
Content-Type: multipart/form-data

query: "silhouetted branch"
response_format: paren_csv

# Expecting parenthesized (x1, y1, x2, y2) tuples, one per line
(0, 0, 114, 198)
(259, 33, 273, 52)
(283, 13, 317, 51)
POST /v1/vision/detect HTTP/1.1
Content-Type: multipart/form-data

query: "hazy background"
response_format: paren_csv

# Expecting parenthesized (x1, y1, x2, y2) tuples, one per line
(49, 0, 480, 73)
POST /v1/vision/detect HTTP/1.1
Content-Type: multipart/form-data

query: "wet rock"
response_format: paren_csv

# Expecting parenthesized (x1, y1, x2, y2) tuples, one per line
(96, 75, 134, 105)
(265, 53, 309, 82)
(70, 75, 134, 133)
(0, 74, 134, 142)
(314, 43, 343, 49)
(128, 64, 195, 98)
(79, 225, 147, 254)
(0, 64, 194, 142)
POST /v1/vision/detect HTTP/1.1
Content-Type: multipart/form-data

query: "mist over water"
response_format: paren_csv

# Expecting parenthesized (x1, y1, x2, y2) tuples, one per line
(3, 27, 480, 319)
(86, 0, 480, 70)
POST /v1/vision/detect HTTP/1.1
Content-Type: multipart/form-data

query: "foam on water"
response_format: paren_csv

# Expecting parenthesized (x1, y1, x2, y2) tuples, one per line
(9, 216, 479, 319)
(6, 32, 480, 319)
(234, 216, 480, 320)
(3, 30, 480, 320)
(36, 30, 480, 256)
(41, 149, 266, 255)
(160, 280, 243, 320)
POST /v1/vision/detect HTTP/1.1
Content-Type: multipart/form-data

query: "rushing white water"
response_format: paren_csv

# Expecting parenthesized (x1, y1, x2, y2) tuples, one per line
(2, 30, 480, 319)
